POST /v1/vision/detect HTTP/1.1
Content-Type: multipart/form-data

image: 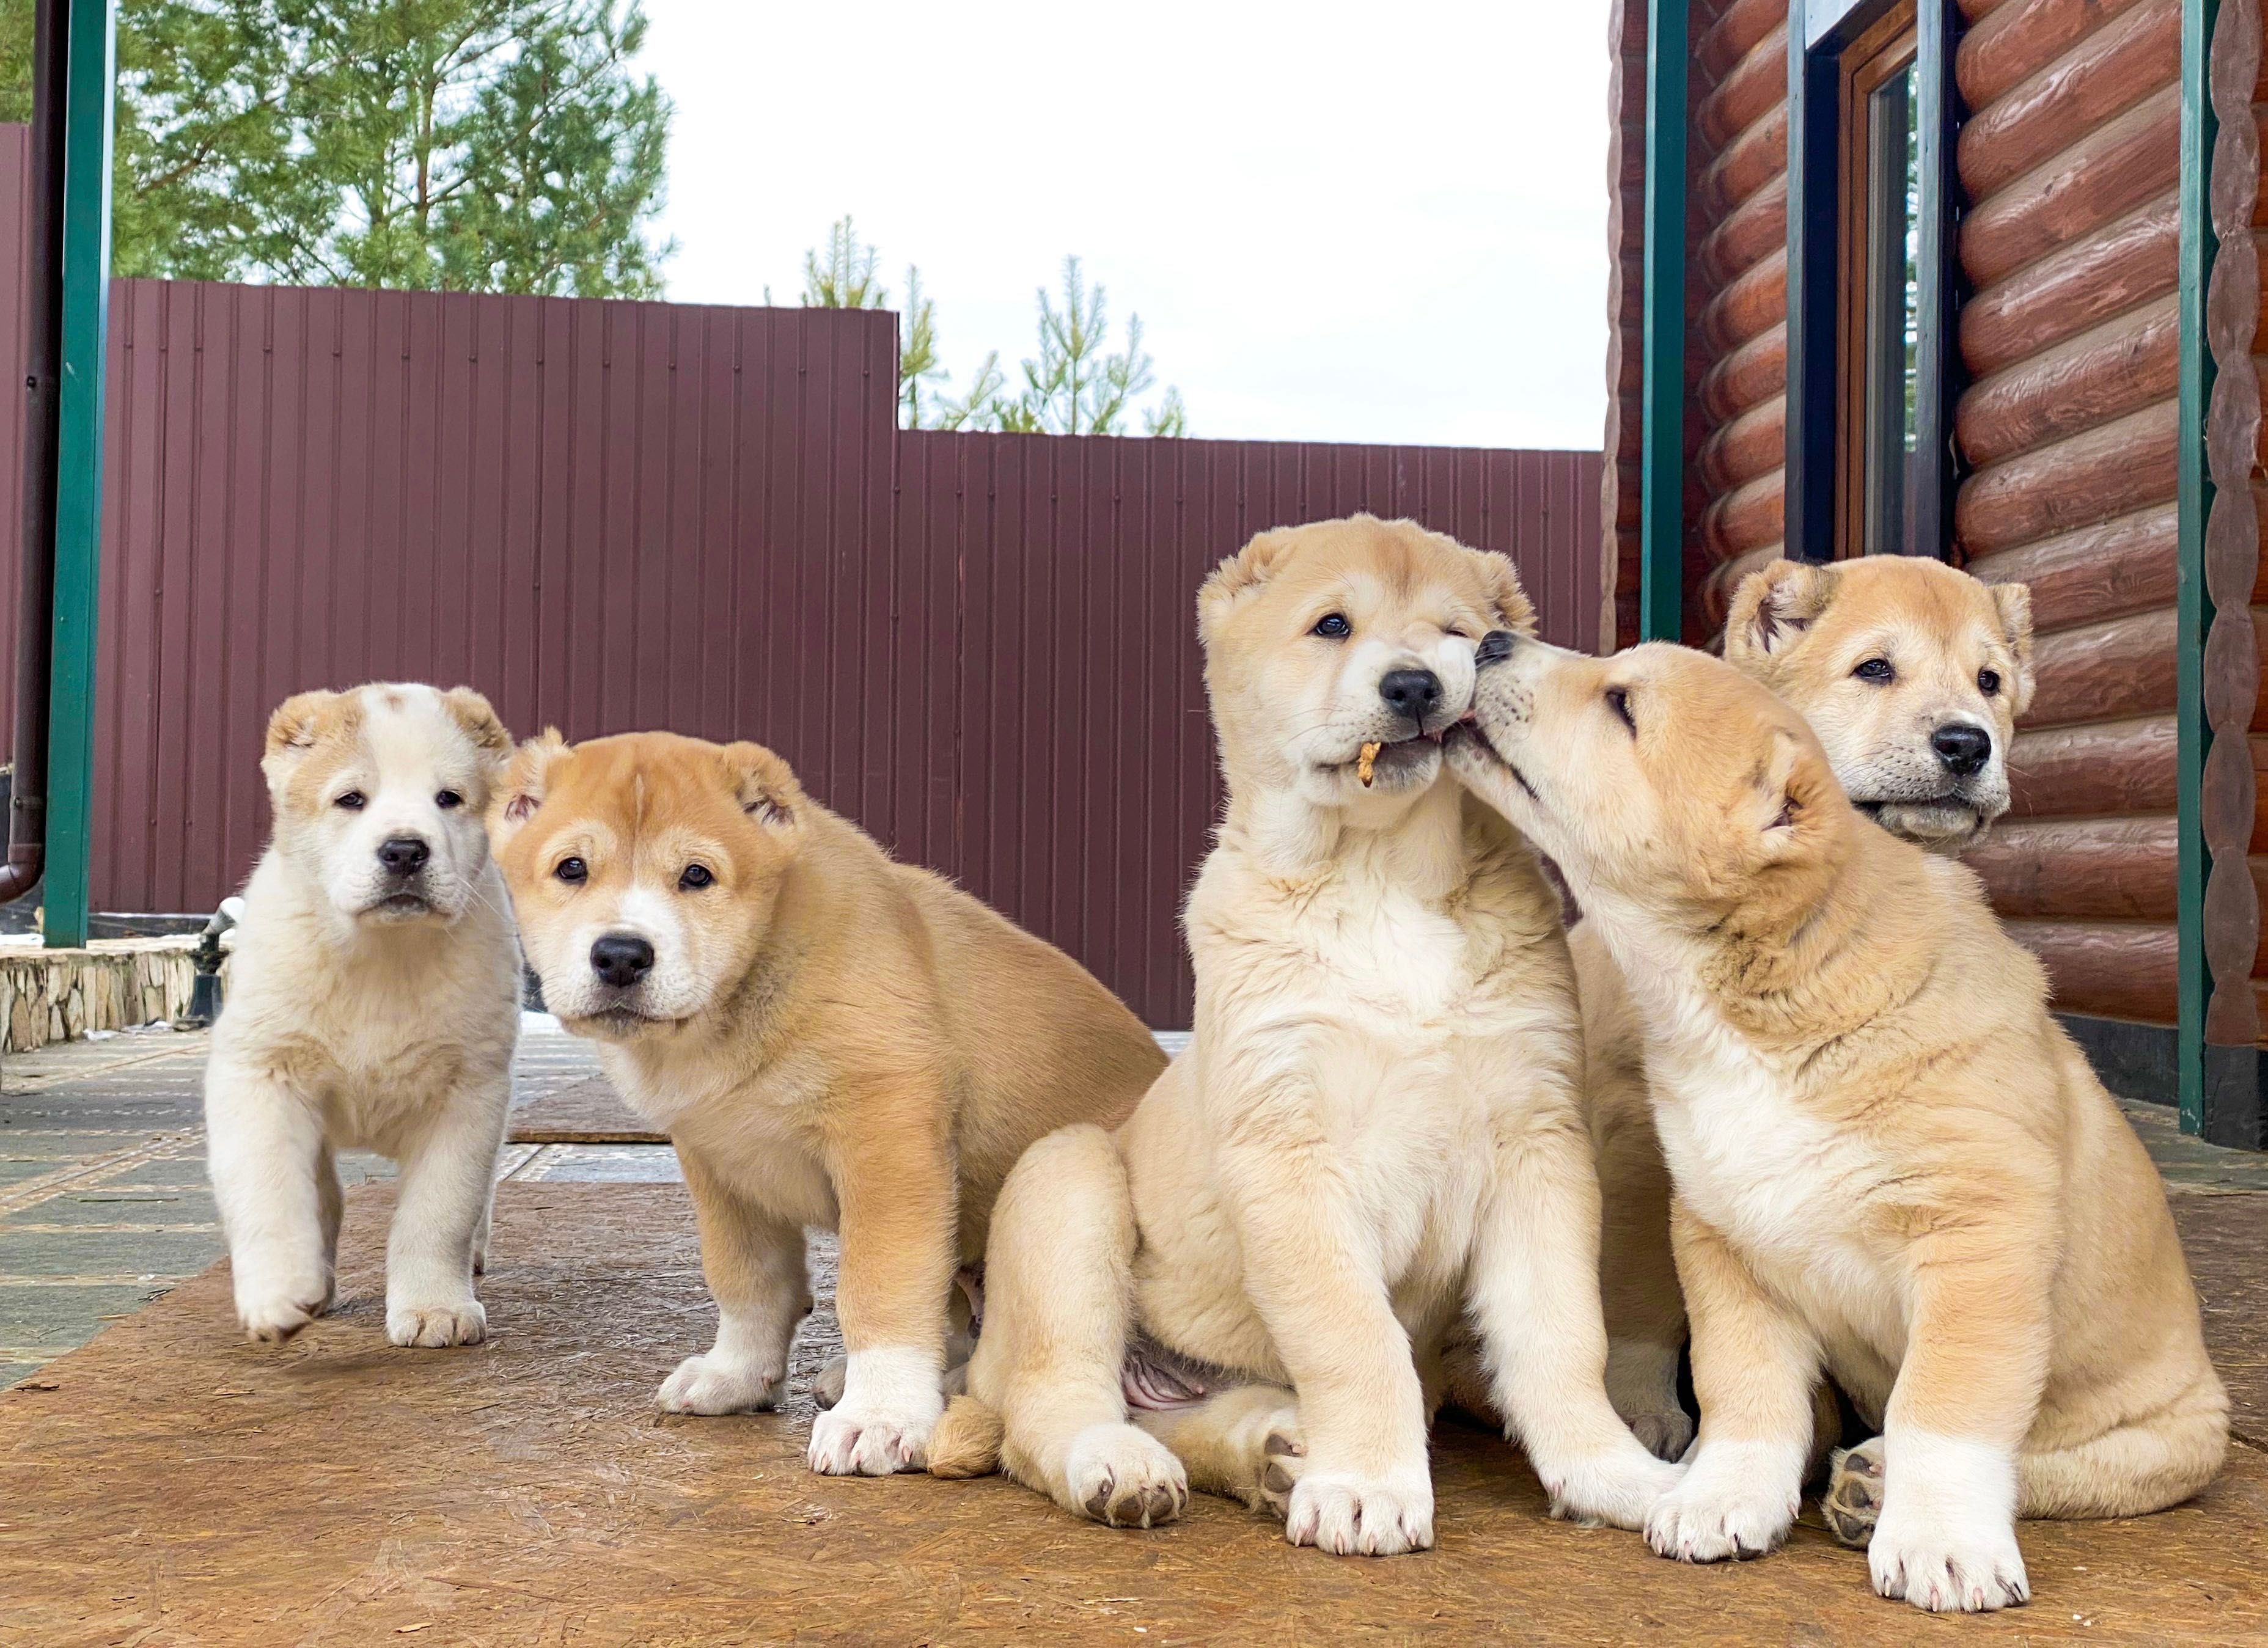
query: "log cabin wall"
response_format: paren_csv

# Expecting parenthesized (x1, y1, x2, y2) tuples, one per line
(1604, 0, 1650, 651)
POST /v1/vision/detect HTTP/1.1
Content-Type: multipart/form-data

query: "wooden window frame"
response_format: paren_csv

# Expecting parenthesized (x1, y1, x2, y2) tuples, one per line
(1785, 0, 1962, 565)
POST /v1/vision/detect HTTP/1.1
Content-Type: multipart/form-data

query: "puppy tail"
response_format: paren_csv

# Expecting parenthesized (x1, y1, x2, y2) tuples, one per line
(927, 1393, 1005, 1479)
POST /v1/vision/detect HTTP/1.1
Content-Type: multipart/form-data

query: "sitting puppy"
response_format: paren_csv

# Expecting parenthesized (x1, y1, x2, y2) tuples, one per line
(488, 731, 1164, 1476)
(931, 516, 1683, 1555)
(1446, 554, 2038, 1460)
(1448, 634, 2226, 1613)
(206, 684, 520, 1347)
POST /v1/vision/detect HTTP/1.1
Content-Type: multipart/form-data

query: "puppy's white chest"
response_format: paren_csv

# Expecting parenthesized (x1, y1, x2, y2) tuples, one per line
(1301, 888, 1467, 1024)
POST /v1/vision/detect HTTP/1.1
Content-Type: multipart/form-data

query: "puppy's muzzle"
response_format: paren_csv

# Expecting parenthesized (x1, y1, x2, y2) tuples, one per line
(1931, 721, 1992, 779)
(590, 932, 656, 989)
(376, 835, 430, 879)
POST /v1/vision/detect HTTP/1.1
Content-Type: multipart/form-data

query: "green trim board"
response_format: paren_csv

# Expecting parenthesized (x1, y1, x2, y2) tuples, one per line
(1639, 0, 1688, 642)
(42, 0, 115, 951)
(2174, 0, 2215, 1136)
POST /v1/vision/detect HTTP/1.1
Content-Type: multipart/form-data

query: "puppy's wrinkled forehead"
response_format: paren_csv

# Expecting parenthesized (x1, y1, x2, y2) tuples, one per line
(534, 739, 749, 848)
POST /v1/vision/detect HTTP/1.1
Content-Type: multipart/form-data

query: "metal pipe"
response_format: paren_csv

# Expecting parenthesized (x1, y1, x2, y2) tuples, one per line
(0, 0, 70, 905)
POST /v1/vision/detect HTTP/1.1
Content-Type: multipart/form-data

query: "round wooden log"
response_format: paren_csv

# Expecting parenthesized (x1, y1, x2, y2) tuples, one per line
(1965, 815, 2176, 920)
(1698, 104, 1788, 221)
(1697, 394, 1785, 494)
(1698, 469, 1784, 565)
(1698, 323, 1786, 424)
(1961, 193, 2179, 377)
(1959, 0, 2152, 115)
(1698, 24, 1787, 150)
(2024, 604, 2179, 728)
(1697, 247, 1787, 358)
(1698, 542, 1782, 631)
(1965, 500, 2177, 629)
(2008, 714, 2176, 817)
(1961, 84, 2179, 291)
(1959, 0, 2178, 201)
(1698, 0, 1785, 81)
(1955, 398, 2178, 557)
(1697, 176, 1787, 289)
(1954, 291, 2178, 469)
(2002, 917, 2177, 1022)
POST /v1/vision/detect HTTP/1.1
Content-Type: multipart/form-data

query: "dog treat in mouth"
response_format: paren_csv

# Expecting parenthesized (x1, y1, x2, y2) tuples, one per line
(1357, 742, 1383, 787)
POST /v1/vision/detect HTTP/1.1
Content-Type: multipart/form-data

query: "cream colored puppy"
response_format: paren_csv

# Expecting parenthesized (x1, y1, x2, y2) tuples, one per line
(931, 516, 1684, 1555)
(205, 684, 519, 1347)
(1448, 634, 2225, 1614)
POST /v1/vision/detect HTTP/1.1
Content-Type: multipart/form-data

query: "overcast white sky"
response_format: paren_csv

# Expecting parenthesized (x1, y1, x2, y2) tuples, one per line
(637, 1, 1610, 450)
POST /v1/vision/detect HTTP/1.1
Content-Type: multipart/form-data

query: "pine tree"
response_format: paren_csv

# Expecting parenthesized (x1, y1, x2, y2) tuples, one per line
(798, 216, 948, 429)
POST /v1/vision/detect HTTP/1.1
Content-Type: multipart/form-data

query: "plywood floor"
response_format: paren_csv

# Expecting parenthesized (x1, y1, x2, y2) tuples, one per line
(4, 1182, 2266, 1646)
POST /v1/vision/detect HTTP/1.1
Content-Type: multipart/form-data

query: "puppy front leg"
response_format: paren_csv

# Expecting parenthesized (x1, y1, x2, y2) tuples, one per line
(1645, 1200, 1818, 1564)
(658, 1144, 810, 1415)
(1866, 1226, 2051, 1614)
(384, 1074, 510, 1347)
(207, 1062, 334, 1342)
(1219, 1124, 1433, 1556)
(809, 1094, 955, 1476)
(1469, 1107, 1684, 1528)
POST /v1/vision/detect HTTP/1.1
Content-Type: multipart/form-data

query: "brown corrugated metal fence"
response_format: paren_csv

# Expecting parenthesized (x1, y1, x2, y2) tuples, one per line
(0, 124, 1601, 1026)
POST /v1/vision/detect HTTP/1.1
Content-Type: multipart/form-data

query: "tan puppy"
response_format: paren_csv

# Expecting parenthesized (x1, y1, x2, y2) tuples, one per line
(1448, 634, 2226, 1614)
(1447, 555, 2041, 1458)
(931, 516, 1683, 1556)
(488, 731, 1162, 1475)
(207, 684, 519, 1347)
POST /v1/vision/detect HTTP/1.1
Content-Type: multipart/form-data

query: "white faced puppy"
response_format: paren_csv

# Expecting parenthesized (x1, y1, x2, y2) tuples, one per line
(1448, 635, 2225, 1614)
(205, 684, 520, 1347)
(931, 516, 1683, 1555)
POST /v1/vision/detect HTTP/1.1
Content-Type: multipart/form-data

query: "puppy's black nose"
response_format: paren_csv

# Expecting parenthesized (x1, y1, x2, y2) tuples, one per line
(376, 836, 430, 875)
(1475, 630, 1518, 667)
(1931, 722, 1992, 777)
(590, 933, 656, 989)
(1379, 668, 1443, 723)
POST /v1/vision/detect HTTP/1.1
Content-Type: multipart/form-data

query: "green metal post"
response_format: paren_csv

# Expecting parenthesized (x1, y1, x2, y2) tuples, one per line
(2175, 0, 2216, 1133)
(1639, 0, 1689, 643)
(42, 0, 114, 950)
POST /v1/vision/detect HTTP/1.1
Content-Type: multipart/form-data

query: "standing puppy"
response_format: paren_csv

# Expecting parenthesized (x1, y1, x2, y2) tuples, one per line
(934, 516, 1683, 1554)
(1448, 635, 2225, 1614)
(207, 684, 520, 1347)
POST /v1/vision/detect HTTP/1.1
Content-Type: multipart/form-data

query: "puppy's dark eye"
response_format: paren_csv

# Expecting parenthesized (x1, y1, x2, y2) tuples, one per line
(554, 856, 587, 885)
(679, 863, 714, 891)
(1605, 686, 1635, 734)
(334, 791, 366, 811)
(1853, 657, 1895, 684)
(1978, 668, 2002, 697)
(1312, 613, 1351, 639)
(435, 789, 463, 810)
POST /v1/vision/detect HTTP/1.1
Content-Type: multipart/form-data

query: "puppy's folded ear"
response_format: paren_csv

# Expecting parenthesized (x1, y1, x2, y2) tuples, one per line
(441, 687, 513, 763)
(721, 742, 806, 832)
(490, 730, 571, 844)
(1989, 581, 2037, 719)
(1197, 527, 1301, 644)
(262, 690, 345, 783)
(1726, 560, 1838, 668)
(1472, 549, 1536, 637)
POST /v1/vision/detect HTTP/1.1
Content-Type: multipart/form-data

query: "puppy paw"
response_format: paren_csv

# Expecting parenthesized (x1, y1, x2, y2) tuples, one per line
(1870, 1506, 2029, 1613)
(812, 1352, 847, 1411)
(386, 1298, 487, 1348)
(1253, 1426, 1307, 1521)
(237, 1289, 328, 1344)
(1821, 1435, 1885, 1548)
(1644, 1449, 1799, 1562)
(1630, 1408, 1696, 1463)
(1285, 1469, 1434, 1556)
(807, 1397, 938, 1476)
(1546, 1440, 1687, 1529)
(1064, 1423, 1189, 1529)
(657, 1352, 783, 1415)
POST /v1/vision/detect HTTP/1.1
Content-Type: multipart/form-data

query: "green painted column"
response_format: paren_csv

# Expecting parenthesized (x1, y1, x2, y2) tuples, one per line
(1639, 0, 1689, 643)
(2174, 0, 2215, 1132)
(42, 0, 115, 950)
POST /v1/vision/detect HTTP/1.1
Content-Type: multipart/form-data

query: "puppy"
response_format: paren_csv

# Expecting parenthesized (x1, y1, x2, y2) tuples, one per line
(931, 516, 1683, 1555)
(205, 684, 520, 1347)
(1448, 634, 2226, 1613)
(488, 731, 1164, 1476)
(1445, 555, 2039, 1459)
